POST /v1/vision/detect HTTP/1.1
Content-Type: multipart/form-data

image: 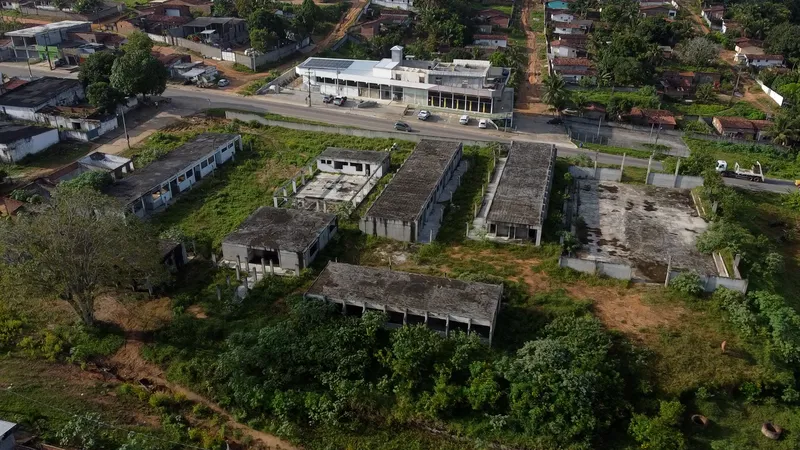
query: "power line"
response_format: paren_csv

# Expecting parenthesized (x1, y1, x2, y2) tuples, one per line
(1, 387, 214, 450)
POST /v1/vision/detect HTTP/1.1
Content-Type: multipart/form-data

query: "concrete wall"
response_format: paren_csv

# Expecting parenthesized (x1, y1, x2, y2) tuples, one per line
(0, 128, 59, 163)
(667, 271, 748, 294)
(224, 110, 499, 147)
(756, 79, 785, 107)
(568, 165, 621, 181)
(559, 256, 633, 280)
(317, 158, 384, 176)
(17, 3, 121, 21)
(174, 36, 222, 59)
(360, 216, 415, 241)
(646, 173, 704, 189)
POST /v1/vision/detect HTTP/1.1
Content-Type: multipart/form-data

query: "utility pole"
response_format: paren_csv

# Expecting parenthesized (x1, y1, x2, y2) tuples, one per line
(596, 116, 602, 138)
(306, 68, 312, 107)
(120, 107, 130, 149)
(728, 70, 741, 107)
(654, 122, 662, 146)
(43, 33, 53, 71)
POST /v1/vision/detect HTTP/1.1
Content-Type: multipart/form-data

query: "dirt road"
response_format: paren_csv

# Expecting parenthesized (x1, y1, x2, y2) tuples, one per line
(517, 0, 549, 114)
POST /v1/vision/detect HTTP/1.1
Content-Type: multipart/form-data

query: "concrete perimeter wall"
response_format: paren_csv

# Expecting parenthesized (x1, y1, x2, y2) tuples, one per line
(756, 79, 785, 107)
(667, 271, 749, 294)
(647, 172, 704, 189)
(224, 110, 499, 147)
(559, 256, 633, 280)
(568, 165, 622, 181)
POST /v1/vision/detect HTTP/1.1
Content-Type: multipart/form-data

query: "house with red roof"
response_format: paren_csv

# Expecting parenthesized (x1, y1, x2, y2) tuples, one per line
(629, 108, 677, 129)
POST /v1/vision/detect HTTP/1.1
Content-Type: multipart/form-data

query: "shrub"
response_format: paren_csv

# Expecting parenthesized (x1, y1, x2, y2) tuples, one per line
(669, 272, 703, 296)
(67, 326, 125, 364)
(149, 392, 175, 409)
(713, 288, 759, 337)
(782, 190, 800, 212)
(18, 330, 66, 361)
(0, 306, 24, 350)
(60, 171, 112, 192)
(629, 400, 687, 450)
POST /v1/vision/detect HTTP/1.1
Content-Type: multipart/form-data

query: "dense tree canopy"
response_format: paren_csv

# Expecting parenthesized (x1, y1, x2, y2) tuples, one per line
(78, 51, 117, 87)
(110, 33, 167, 98)
(730, 0, 791, 39)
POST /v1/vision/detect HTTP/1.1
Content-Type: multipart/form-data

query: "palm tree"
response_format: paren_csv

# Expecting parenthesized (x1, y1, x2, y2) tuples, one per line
(572, 92, 589, 116)
(542, 73, 568, 115)
(767, 114, 800, 146)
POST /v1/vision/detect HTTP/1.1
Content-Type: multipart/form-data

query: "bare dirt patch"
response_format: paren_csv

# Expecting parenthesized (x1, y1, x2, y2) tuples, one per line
(187, 305, 208, 319)
(566, 284, 686, 339)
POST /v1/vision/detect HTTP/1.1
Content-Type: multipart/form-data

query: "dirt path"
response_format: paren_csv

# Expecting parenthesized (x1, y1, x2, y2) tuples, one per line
(517, 0, 549, 114)
(96, 297, 300, 450)
(313, 0, 367, 52)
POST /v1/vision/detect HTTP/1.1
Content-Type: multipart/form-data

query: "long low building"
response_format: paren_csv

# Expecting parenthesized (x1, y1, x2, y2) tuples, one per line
(305, 262, 503, 344)
(106, 133, 241, 217)
(0, 124, 60, 163)
(221, 206, 338, 276)
(296, 46, 513, 117)
(360, 139, 462, 242)
(485, 142, 557, 244)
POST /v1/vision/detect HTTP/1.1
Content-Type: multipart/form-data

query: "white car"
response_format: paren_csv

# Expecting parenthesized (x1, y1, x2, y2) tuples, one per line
(459, 115, 470, 125)
(217, 79, 230, 87)
(478, 119, 488, 129)
(417, 110, 431, 120)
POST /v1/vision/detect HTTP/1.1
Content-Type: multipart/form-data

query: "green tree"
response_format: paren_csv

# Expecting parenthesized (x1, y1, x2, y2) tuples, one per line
(294, 0, 321, 34)
(0, 187, 166, 325)
(110, 41, 167, 98)
(249, 28, 279, 52)
(124, 31, 154, 54)
(572, 91, 589, 115)
(541, 73, 568, 114)
(675, 37, 720, 68)
(766, 112, 800, 146)
(731, 1, 790, 39)
(695, 82, 717, 103)
(766, 22, 800, 60)
(78, 51, 117, 86)
(629, 401, 687, 450)
(87, 81, 126, 114)
(60, 171, 113, 192)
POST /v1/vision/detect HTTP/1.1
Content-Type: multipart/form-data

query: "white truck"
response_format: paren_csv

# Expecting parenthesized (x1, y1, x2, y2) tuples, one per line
(715, 160, 765, 182)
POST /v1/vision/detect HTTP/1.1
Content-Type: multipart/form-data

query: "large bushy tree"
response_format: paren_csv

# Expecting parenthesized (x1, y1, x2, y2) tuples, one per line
(0, 187, 166, 326)
(110, 32, 167, 98)
(78, 51, 117, 86)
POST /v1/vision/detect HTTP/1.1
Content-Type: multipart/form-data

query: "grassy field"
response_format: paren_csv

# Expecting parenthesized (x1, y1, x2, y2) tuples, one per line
(666, 101, 767, 119)
(683, 138, 800, 180)
(579, 142, 670, 160)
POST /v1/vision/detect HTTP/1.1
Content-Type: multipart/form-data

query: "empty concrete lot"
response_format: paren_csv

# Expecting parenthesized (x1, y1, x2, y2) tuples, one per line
(575, 180, 716, 281)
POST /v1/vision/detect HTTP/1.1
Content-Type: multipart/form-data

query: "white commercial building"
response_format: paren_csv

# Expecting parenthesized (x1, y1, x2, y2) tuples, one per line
(296, 46, 513, 117)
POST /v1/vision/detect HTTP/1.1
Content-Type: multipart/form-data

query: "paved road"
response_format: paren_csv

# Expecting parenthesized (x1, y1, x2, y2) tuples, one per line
(1, 62, 795, 194)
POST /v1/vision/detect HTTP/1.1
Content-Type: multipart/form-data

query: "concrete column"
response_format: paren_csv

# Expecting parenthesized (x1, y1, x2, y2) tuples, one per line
(664, 255, 672, 287)
(323, 202, 327, 212)
(226, 275, 231, 286)
(593, 158, 598, 179)
(341, 300, 347, 315)
(269, 259, 274, 275)
(466, 221, 470, 237)
(235, 255, 242, 280)
(424, 311, 428, 324)
(261, 257, 267, 275)
(283, 187, 287, 197)
(308, 165, 314, 176)
(618, 153, 626, 182)
(646, 155, 653, 185)
(403, 309, 408, 325)
(445, 316, 450, 337)
(245, 258, 250, 273)
(273, 197, 278, 208)
(243, 275, 249, 292)
(252, 267, 257, 282)
(216, 286, 222, 301)
(673, 158, 681, 188)
(301, 173, 306, 185)
(292, 179, 297, 193)
(535, 227, 542, 246)
(467, 318, 472, 333)
(211, 254, 217, 267)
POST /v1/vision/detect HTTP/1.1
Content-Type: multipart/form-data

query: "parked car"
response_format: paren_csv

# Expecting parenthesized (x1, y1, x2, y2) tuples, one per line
(357, 100, 377, 108)
(333, 96, 347, 106)
(547, 117, 563, 125)
(459, 115, 470, 125)
(394, 121, 412, 132)
(417, 110, 431, 120)
(478, 119, 488, 129)
(217, 78, 230, 87)
(322, 95, 334, 104)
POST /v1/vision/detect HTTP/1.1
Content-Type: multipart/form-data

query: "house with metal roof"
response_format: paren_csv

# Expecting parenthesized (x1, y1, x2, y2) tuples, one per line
(0, 124, 59, 163)
(221, 206, 338, 276)
(0, 77, 84, 121)
(305, 262, 503, 344)
(105, 133, 241, 217)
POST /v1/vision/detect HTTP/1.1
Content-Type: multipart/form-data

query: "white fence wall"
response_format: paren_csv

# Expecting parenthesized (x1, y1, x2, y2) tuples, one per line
(559, 256, 634, 280)
(221, 51, 236, 62)
(756, 79, 785, 107)
(568, 165, 622, 181)
(646, 173, 704, 189)
(667, 271, 749, 294)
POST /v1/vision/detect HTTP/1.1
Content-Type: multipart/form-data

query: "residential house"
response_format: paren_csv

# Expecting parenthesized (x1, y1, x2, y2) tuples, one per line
(139, 2, 192, 17)
(552, 20, 592, 35)
(549, 39, 582, 57)
(360, 10, 412, 39)
(484, 142, 556, 245)
(582, 103, 606, 120)
(0, 77, 84, 121)
(550, 57, 594, 83)
(296, 46, 513, 115)
(639, 4, 677, 18)
(660, 70, 721, 99)
(361, 139, 463, 242)
(712, 116, 772, 140)
(68, 31, 127, 49)
(221, 206, 338, 276)
(477, 8, 510, 28)
(305, 262, 503, 344)
(118, 14, 191, 35)
(0, 420, 16, 450)
(106, 133, 241, 217)
(0, 196, 25, 217)
(473, 34, 508, 48)
(155, 52, 192, 76)
(636, 0, 667, 6)
(182, 17, 248, 46)
(701, 4, 724, 28)
(0, 124, 59, 163)
(743, 54, 784, 68)
(733, 38, 763, 62)
(721, 18, 739, 34)
(550, 11, 574, 22)
(59, 31, 127, 64)
(628, 107, 677, 129)
(5, 20, 91, 61)
(370, 0, 414, 11)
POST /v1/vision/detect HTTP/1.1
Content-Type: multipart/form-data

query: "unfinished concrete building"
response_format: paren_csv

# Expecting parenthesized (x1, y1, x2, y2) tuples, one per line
(221, 206, 338, 276)
(483, 142, 557, 244)
(360, 139, 464, 242)
(275, 147, 391, 211)
(305, 262, 503, 344)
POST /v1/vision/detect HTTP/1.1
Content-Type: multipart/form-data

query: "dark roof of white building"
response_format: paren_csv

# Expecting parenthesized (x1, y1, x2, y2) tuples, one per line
(486, 142, 557, 227)
(0, 77, 82, 108)
(105, 133, 238, 205)
(364, 139, 461, 222)
(319, 147, 390, 164)
(306, 262, 503, 324)
(0, 124, 54, 144)
(222, 206, 336, 253)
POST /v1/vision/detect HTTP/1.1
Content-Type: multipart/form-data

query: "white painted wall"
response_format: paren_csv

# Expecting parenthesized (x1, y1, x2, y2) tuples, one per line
(317, 158, 384, 176)
(0, 128, 59, 163)
(551, 13, 573, 21)
(552, 45, 577, 57)
(473, 38, 507, 48)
